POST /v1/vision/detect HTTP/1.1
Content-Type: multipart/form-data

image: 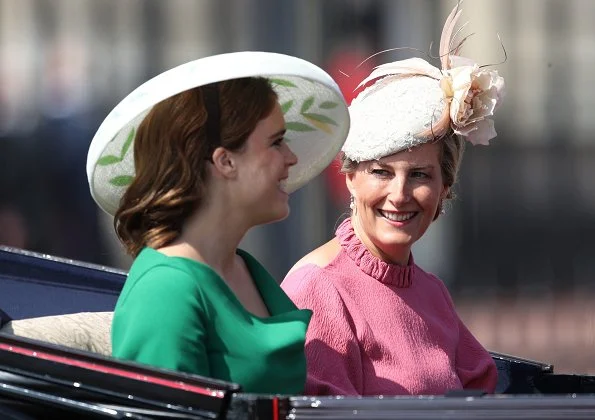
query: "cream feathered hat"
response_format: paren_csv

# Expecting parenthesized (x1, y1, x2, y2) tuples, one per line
(342, 4, 505, 162)
(87, 52, 350, 216)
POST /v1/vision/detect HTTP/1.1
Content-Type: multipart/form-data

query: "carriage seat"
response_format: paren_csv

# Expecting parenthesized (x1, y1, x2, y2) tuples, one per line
(0, 311, 113, 356)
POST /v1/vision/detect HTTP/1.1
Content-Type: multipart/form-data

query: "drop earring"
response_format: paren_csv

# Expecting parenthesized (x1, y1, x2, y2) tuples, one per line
(434, 200, 445, 220)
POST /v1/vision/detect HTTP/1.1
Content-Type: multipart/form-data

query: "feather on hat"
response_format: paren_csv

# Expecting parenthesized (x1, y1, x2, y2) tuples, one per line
(341, 4, 505, 162)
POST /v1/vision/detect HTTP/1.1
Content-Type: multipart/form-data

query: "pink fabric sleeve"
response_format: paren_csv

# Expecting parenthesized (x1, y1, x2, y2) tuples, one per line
(282, 265, 362, 396)
(434, 277, 497, 393)
(455, 317, 498, 393)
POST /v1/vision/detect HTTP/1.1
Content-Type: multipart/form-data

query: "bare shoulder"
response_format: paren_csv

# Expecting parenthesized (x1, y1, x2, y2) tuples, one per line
(286, 237, 341, 277)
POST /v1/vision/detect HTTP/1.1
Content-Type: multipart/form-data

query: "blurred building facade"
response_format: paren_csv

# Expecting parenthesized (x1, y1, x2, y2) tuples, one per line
(0, 0, 594, 373)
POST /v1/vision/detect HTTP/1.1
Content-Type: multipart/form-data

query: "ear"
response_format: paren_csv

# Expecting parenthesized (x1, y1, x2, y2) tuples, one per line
(211, 147, 237, 178)
(433, 185, 450, 221)
(441, 185, 450, 201)
(345, 172, 356, 198)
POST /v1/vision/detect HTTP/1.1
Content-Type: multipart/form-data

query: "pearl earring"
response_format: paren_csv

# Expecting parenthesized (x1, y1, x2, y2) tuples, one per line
(350, 195, 357, 215)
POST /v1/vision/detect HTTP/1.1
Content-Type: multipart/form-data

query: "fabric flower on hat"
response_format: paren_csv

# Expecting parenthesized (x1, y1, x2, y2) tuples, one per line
(441, 56, 505, 145)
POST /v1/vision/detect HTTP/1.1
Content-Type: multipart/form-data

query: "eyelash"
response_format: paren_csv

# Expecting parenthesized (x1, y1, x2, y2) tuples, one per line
(370, 169, 390, 177)
(370, 169, 430, 179)
(273, 138, 284, 147)
(411, 171, 429, 179)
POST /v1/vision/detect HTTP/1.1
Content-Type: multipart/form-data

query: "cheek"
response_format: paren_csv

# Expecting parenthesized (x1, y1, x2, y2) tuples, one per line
(269, 148, 286, 165)
(254, 150, 276, 168)
(352, 178, 386, 203)
(416, 186, 443, 209)
(360, 191, 385, 209)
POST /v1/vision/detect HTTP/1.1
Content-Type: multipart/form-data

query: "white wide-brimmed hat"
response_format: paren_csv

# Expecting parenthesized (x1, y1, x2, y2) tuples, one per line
(86, 51, 350, 215)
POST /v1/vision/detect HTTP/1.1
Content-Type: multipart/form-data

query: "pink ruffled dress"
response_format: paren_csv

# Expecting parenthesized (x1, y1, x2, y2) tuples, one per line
(281, 217, 497, 396)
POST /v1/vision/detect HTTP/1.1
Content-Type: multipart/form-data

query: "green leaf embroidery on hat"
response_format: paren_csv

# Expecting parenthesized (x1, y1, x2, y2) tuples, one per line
(281, 100, 294, 114)
(302, 112, 337, 126)
(270, 80, 339, 135)
(97, 155, 122, 166)
(120, 127, 135, 159)
(286, 122, 316, 132)
(319, 101, 338, 109)
(96, 127, 136, 168)
(285, 98, 340, 134)
(270, 78, 297, 88)
(109, 175, 134, 187)
(300, 96, 314, 113)
(97, 128, 137, 188)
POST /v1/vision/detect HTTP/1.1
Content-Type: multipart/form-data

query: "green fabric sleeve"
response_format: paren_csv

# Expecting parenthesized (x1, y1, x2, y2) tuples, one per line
(112, 265, 210, 376)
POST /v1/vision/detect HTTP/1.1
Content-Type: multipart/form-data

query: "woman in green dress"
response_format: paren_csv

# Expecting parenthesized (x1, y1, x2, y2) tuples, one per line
(85, 52, 350, 394)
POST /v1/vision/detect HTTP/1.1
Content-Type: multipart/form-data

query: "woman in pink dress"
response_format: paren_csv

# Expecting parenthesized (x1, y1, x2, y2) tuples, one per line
(282, 4, 505, 396)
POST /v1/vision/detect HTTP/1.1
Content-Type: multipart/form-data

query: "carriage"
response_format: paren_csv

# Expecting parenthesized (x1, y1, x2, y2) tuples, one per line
(0, 245, 594, 419)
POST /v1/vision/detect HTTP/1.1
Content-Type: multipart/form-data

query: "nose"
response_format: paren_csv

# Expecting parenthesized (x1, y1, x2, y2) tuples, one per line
(284, 144, 298, 167)
(387, 175, 411, 206)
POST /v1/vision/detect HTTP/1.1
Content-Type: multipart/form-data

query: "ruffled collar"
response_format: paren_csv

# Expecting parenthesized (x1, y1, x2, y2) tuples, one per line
(335, 217, 415, 288)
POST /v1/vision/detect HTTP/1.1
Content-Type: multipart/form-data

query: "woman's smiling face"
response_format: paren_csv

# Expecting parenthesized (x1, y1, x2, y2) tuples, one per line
(231, 101, 298, 226)
(346, 141, 448, 265)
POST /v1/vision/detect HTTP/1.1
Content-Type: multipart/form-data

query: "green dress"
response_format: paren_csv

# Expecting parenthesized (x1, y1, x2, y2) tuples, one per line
(111, 248, 312, 394)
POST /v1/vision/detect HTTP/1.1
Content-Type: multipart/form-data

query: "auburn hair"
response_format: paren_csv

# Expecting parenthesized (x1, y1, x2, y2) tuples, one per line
(114, 77, 277, 256)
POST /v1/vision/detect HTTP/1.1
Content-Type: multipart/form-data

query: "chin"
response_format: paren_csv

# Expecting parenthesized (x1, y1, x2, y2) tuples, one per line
(376, 232, 415, 249)
(260, 205, 290, 225)
(273, 208, 290, 222)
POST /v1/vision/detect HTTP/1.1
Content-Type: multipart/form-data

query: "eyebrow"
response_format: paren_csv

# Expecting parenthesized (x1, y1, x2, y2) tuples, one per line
(269, 128, 286, 139)
(410, 164, 436, 170)
(373, 161, 436, 170)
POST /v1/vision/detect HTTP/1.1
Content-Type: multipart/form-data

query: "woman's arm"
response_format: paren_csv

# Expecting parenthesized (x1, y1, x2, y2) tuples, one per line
(282, 265, 363, 396)
(112, 266, 210, 375)
(434, 277, 497, 393)
(455, 317, 498, 393)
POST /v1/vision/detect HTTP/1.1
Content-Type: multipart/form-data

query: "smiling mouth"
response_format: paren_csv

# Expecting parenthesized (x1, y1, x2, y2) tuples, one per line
(378, 210, 416, 222)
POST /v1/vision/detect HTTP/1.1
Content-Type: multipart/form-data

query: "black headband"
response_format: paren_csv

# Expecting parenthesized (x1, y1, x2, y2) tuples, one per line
(202, 84, 221, 149)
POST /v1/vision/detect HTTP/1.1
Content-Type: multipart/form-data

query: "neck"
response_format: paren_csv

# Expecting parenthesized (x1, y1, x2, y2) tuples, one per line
(351, 215, 411, 266)
(159, 195, 251, 275)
